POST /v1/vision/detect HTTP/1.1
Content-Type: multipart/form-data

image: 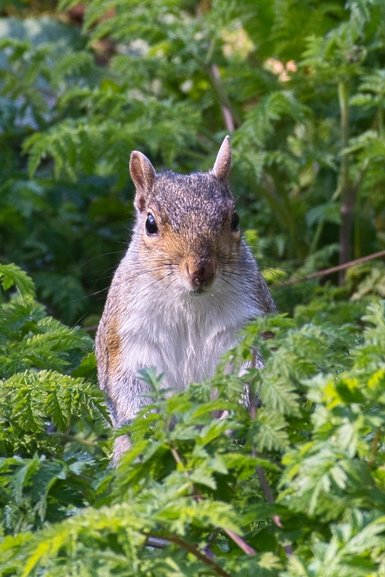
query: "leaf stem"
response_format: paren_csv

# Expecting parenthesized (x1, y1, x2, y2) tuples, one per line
(146, 532, 233, 577)
(169, 445, 256, 556)
(378, 106, 383, 136)
(337, 81, 355, 283)
(260, 172, 304, 259)
(224, 528, 256, 556)
(369, 428, 383, 468)
(208, 64, 239, 132)
(249, 385, 293, 555)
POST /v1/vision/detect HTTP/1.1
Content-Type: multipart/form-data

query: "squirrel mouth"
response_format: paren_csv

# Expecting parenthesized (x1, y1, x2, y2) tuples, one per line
(188, 280, 215, 295)
(191, 287, 206, 295)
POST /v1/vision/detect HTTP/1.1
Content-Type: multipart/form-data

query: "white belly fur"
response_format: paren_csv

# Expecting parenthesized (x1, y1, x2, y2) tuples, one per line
(118, 278, 262, 391)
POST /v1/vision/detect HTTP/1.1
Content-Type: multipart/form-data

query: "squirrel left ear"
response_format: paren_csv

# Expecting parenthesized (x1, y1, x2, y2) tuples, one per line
(212, 135, 231, 182)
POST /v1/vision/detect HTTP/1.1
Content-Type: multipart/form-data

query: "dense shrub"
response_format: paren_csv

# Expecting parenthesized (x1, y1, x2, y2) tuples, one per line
(1, 1, 385, 575)
(0, 265, 384, 576)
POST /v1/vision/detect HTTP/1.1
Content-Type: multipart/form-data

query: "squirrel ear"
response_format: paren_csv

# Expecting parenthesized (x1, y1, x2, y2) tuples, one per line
(130, 151, 156, 212)
(212, 135, 231, 182)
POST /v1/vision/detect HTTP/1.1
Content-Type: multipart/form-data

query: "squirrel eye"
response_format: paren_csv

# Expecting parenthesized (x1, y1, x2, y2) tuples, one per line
(230, 212, 240, 231)
(145, 213, 158, 235)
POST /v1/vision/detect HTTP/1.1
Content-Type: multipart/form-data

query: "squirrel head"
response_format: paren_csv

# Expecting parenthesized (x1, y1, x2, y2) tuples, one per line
(129, 136, 242, 294)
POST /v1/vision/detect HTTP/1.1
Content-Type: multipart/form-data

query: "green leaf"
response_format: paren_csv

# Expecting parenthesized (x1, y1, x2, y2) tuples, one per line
(0, 264, 35, 299)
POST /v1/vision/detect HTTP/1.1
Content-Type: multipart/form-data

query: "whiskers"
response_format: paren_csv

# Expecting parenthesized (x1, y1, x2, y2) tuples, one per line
(127, 258, 181, 308)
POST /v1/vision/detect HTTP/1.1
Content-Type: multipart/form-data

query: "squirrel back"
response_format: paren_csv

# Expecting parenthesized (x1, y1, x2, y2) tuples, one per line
(96, 136, 275, 461)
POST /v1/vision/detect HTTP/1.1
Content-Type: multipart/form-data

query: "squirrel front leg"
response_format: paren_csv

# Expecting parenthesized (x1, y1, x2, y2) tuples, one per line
(112, 434, 132, 465)
(106, 371, 152, 464)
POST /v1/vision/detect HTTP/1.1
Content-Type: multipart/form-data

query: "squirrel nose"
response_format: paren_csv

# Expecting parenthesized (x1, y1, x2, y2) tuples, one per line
(191, 267, 213, 287)
(187, 260, 216, 289)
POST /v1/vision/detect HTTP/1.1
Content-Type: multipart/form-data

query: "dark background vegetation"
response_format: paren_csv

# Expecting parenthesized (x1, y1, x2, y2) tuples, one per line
(1, 0, 385, 326)
(1, 1, 385, 575)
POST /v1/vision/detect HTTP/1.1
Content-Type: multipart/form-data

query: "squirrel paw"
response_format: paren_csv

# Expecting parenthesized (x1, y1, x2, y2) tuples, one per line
(112, 434, 132, 466)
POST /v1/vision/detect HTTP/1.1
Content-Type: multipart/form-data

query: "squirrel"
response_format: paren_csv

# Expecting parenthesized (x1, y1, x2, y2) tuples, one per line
(95, 136, 276, 463)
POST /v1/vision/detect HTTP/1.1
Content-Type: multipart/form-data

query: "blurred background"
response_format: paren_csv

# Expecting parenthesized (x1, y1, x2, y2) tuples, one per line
(1, 0, 385, 327)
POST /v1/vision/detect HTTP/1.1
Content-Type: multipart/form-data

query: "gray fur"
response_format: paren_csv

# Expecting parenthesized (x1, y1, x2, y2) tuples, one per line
(95, 137, 276, 463)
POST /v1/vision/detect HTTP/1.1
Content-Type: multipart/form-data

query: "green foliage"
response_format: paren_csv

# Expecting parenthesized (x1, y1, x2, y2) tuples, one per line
(0, 264, 108, 536)
(2, 1, 385, 575)
(0, 14, 130, 325)
(1, 264, 385, 576)
(0, 263, 35, 298)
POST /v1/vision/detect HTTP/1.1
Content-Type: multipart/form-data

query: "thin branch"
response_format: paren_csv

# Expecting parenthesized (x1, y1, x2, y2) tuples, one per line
(224, 529, 256, 556)
(282, 249, 385, 286)
(169, 445, 256, 556)
(260, 172, 304, 259)
(368, 428, 383, 468)
(255, 463, 288, 535)
(255, 466, 293, 556)
(255, 467, 275, 505)
(249, 380, 293, 556)
(170, 446, 184, 467)
(143, 532, 233, 577)
(145, 536, 170, 548)
(337, 81, 354, 284)
(208, 64, 238, 132)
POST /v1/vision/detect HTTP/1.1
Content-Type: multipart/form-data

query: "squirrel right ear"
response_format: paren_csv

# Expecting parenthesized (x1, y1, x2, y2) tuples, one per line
(130, 151, 156, 212)
(212, 135, 231, 182)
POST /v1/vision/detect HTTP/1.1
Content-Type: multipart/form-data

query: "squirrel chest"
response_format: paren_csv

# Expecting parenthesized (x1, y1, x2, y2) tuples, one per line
(115, 270, 261, 393)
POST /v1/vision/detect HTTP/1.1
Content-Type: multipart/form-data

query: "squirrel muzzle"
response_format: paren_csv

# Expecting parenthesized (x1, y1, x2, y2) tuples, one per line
(185, 257, 217, 291)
